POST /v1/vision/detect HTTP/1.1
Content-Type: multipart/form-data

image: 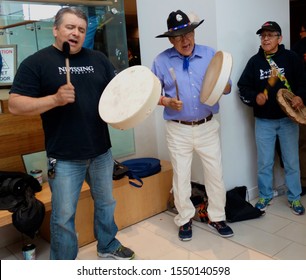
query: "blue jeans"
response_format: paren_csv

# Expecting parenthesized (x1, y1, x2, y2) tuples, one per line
(255, 117, 301, 201)
(48, 149, 121, 259)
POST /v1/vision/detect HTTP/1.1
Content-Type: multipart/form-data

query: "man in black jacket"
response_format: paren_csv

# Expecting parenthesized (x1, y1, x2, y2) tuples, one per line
(237, 21, 306, 215)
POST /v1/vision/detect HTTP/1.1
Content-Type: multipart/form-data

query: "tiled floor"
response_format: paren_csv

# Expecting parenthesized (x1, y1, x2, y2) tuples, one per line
(1, 194, 306, 260)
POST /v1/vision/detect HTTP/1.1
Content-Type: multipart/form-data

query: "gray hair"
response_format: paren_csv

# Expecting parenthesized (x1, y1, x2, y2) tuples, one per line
(54, 7, 88, 28)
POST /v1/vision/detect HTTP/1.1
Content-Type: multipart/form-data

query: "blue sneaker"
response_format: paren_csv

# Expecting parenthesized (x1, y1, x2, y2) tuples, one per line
(255, 198, 273, 211)
(178, 220, 192, 241)
(288, 200, 305, 215)
(98, 245, 135, 260)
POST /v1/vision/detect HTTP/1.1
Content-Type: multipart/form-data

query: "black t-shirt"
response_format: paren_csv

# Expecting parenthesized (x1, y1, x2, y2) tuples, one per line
(10, 46, 115, 160)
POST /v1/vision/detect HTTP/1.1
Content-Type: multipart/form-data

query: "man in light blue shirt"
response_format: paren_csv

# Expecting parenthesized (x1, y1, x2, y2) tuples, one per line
(152, 10, 233, 241)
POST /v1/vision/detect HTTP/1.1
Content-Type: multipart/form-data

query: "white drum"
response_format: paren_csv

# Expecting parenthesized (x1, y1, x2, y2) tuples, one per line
(99, 65, 161, 130)
(200, 51, 233, 106)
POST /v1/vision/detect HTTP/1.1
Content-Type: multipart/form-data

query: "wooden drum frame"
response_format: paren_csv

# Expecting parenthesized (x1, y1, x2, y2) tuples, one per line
(277, 88, 306, 125)
(200, 51, 233, 106)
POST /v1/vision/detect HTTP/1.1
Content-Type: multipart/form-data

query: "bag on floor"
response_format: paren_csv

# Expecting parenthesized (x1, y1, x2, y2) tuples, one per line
(167, 181, 210, 223)
(225, 186, 264, 222)
(120, 157, 161, 188)
(190, 182, 209, 223)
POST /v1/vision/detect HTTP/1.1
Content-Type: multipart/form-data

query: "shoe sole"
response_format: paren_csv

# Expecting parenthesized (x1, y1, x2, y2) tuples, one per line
(291, 209, 305, 215)
(288, 203, 305, 215)
(97, 252, 135, 260)
(207, 224, 234, 238)
(178, 221, 192, 241)
(179, 236, 192, 241)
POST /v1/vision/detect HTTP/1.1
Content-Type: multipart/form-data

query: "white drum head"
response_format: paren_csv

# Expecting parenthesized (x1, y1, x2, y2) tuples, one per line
(200, 51, 233, 106)
(99, 65, 161, 130)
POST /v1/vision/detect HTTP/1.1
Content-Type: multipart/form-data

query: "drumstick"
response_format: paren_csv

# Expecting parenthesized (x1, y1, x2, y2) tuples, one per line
(63, 42, 70, 84)
(169, 68, 180, 100)
(263, 67, 278, 97)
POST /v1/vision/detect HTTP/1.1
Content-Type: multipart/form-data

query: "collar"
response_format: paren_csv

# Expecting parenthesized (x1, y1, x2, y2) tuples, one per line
(169, 44, 202, 60)
(259, 44, 285, 57)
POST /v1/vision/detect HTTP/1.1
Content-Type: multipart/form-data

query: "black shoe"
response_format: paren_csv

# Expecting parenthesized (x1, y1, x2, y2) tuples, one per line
(208, 221, 234, 238)
(178, 220, 192, 241)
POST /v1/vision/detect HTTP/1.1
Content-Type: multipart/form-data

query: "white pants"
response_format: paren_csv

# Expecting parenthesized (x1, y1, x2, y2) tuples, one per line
(166, 118, 226, 227)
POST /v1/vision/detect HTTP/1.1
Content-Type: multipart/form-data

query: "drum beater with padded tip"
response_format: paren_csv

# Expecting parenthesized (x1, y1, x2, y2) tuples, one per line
(169, 67, 180, 100)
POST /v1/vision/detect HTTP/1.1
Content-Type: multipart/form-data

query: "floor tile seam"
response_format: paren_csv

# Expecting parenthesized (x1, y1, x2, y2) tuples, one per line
(4, 245, 18, 258)
(240, 221, 290, 235)
(192, 221, 292, 257)
(267, 210, 306, 223)
(233, 248, 276, 260)
(272, 220, 302, 237)
(153, 246, 209, 260)
(227, 227, 293, 254)
(269, 240, 295, 259)
(0, 247, 18, 260)
(273, 233, 306, 247)
(192, 222, 246, 249)
(238, 212, 297, 234)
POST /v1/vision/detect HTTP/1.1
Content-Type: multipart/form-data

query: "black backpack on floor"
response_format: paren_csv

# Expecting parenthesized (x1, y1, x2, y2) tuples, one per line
(225, 186, 264, 222)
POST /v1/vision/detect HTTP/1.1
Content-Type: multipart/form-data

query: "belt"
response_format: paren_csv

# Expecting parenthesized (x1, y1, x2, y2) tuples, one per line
(172, 114, 213, 126)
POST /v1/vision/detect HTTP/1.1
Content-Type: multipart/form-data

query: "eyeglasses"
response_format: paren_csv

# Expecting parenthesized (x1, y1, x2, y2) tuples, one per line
(172, 31, 194, 42)
(259, 33, 280, 40)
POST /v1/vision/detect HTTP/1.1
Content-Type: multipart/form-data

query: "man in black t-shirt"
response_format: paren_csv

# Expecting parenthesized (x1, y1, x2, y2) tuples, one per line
(9, 7, 134, 260)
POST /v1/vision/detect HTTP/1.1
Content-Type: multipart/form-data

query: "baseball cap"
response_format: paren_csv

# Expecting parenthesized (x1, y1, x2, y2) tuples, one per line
(256, 21, 282, 35)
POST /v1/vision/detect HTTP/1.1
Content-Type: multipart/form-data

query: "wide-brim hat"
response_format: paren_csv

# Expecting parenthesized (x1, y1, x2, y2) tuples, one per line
(256, 21, 282, 35)
(156, 10, 204, 38)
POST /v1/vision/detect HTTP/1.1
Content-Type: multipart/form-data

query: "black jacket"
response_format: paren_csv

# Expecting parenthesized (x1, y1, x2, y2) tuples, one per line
(237, 44, 306, 119)
(292, 37, 306, 72)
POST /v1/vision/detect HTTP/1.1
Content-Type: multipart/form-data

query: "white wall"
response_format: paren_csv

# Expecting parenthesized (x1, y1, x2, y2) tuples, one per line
(135, 0, 290, 198)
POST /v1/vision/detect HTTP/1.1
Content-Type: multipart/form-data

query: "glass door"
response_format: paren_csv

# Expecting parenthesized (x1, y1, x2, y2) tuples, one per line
(0, 0, 135, 158)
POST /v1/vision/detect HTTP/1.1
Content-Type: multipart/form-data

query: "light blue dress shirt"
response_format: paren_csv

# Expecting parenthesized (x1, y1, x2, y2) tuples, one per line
(152, 44, 220, 121)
